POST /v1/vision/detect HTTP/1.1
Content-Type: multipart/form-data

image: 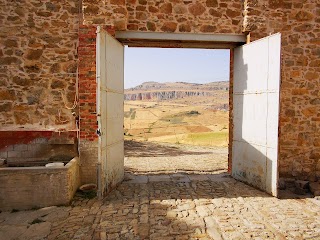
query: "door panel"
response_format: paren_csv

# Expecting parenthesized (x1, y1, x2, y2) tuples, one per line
(96, 27, 124, 196)
(106, 117, 124, 146)
(232, 33, 281, 196)
(233, 39, 268, 93)
(106, 93, 124, 119)
(106, 141, 124, 191)
(233, 94, 267, 145)
(106, 34, 124, 92)
(233, 141, 267, 190)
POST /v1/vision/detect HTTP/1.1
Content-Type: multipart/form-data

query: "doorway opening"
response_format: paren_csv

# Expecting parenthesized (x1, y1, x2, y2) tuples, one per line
(123, 47, 230, 178)
(96, 29, 281, 197)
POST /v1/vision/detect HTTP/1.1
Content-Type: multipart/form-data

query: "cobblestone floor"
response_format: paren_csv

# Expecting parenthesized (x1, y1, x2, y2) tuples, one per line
(1, 142, 320, 240)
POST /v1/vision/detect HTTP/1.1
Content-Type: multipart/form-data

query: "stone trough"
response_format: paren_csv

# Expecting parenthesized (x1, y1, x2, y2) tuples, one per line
(0, 157, 80, 211)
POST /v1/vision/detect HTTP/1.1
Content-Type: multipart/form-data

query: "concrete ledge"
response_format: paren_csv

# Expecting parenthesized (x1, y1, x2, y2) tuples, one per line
(0, 157, 80, 211)
(115, 31, 246, 48)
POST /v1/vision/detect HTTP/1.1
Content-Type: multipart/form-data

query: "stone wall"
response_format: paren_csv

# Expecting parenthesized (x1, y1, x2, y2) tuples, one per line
(244, 0, 320, 180)
(0, 0, 82, 185)
(83, 0, 243, 34)
(1, 0, 319, 188)
(81, 0, 320, 181)
(0, 157, 80, 211)
(0, 0, 80, 130)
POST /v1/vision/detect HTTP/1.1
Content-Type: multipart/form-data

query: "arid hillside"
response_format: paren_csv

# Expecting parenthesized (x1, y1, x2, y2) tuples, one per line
(124, 81, 229, 147)
(125, 81, 229, 110)
(126, 81, 229, 91)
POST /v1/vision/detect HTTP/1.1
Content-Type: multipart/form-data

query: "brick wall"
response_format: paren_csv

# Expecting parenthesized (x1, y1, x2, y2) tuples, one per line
(79, 25, 98, 141)
(78, 25, 98, 184)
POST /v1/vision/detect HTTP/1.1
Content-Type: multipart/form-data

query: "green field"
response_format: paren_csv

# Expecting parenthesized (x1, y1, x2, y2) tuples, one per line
(124, 100, 229, 147)
(145, 131, 229, 147)
(185, 131, 229, 146)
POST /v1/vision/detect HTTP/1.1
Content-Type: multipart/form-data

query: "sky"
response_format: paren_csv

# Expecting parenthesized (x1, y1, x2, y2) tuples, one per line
(124, 47, 230, 89)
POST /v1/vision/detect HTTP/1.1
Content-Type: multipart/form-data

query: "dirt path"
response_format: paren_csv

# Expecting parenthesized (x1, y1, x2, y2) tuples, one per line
(125, 140, 228, 175)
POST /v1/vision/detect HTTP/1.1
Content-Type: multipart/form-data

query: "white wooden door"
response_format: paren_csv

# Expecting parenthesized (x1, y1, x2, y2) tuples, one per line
(96, 27, 124, 196)
(232, 33, 281, 196)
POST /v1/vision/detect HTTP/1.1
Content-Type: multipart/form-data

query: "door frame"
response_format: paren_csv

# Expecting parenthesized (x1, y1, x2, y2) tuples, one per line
(96, 28, 281, 197)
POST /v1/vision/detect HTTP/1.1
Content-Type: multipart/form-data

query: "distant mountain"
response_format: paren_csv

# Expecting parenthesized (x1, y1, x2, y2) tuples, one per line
(126, 81, 229, 92)
(124, 81, 229, 101)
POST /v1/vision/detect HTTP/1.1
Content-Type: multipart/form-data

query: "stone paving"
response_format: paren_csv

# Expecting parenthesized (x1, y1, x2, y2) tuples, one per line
(1, 142, 320, 240)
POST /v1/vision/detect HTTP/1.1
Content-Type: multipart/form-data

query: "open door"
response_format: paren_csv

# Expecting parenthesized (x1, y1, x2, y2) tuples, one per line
(232, 33, 281, 196)
(96, 27, 124, 197)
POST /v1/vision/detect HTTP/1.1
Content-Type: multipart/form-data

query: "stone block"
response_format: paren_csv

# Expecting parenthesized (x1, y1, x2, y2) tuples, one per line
(278, 178, 286, 190)
(0, 159, 6, 166)
(8, 151, 21, 158)
(309, 182, 320, 195)
(295, 180, 309, 189)
(148, 175, 171, 182)
(14, 144, 28, 151)
(0, 157, 80, 211)
(0, 151, 8, 158)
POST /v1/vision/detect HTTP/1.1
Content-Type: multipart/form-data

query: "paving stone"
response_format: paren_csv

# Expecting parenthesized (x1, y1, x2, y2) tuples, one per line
(170, 174, 191, 182)
(207, 173, 232, 182)
(20, 222, 51, 240)
(1, 146, 320, 239)
(42, 208, 69, 222)
(126, 175, 149, 184)
(188, 174, 210, 181)
(0, 225, 28, 240)
(204, 217, 223, 240)
(148, 175, 171, 182)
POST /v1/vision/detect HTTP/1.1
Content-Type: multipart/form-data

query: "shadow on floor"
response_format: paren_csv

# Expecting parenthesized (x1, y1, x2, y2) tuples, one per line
(120, 172, 272, 199)
(86, 172, 281, 239)
(124, 140, 214, 157)
(124, 167, 227, 175)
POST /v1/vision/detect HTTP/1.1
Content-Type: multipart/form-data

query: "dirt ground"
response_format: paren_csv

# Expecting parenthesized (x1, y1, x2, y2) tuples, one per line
(124, 140, 228, 175)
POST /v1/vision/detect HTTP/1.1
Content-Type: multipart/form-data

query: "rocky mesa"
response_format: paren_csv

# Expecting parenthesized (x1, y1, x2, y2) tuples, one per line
(124, 81, 229, 101)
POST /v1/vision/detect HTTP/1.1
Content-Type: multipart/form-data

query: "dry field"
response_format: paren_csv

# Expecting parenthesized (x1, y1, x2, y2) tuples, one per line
(124, 98, 229, 147)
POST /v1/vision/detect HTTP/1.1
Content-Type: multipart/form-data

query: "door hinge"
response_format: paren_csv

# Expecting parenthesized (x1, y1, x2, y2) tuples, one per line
(96, 129, 101, 136)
